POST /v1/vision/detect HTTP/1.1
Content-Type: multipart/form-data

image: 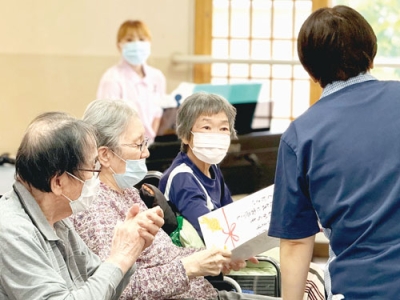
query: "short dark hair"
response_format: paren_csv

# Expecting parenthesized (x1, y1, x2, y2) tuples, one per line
(16, 112, 96, 192)
(297, 5, 377, 88)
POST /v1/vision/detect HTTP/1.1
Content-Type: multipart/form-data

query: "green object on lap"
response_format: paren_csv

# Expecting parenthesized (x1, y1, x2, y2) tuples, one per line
(170, 215, 184, 247)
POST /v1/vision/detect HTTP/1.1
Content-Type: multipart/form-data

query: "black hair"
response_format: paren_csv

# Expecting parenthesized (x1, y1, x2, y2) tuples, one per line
(297, 5, 377, 87)
(16, 112, 96, 192)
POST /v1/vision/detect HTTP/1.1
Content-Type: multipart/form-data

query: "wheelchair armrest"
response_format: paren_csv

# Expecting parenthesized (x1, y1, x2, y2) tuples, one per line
(223, 276, 242, 293)
(254, 255, 281, 297)
(206, 273, 242, 293)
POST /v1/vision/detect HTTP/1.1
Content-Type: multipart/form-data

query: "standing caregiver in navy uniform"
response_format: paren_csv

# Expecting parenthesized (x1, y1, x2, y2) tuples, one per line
(268, 5, 400, 300)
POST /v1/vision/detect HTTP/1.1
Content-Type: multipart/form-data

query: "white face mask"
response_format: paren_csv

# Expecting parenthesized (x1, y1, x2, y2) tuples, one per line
(122, 41, 151, 66)
(190, 132, 231, 165)
(111, 151, 148, 190)
(63, 172, 100, 215)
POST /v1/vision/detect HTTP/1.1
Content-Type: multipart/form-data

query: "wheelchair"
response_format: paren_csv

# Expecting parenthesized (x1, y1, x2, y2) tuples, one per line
(136, 170, 327, 298)
(135, 171, 282, 297)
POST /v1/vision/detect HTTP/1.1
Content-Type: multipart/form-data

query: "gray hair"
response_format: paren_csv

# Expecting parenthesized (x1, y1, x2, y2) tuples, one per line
(16, 112, 96, 192)
(176, 92, 237, 152)
(83, 99, 139, 153)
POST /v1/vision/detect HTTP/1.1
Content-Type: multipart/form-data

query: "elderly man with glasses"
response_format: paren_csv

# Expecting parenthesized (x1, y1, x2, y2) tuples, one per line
(0, 111, 164, 299)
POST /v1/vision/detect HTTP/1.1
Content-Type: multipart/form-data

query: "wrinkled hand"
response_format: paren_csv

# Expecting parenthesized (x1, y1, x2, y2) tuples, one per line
(181, 247, 232, 278)
(107, 204, 144, 273)
(132, 206, 164, 249)
(222, 260, 247, 274)
(222, 256, 259, 274)
(106, 204, 164, 274)
(247, 256, 259, 264)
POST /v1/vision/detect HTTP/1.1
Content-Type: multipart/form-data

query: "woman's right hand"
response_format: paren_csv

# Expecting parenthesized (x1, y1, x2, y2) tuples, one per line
(181, 247, 232, 278)
(132, 205, 165, 249)
(106, 204, 164, 274)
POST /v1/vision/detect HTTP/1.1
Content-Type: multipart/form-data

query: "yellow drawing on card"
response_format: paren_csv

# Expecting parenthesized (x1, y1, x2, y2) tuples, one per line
(199, 216, 222, 232)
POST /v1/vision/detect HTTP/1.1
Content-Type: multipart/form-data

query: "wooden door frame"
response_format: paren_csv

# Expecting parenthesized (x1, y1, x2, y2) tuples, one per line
(193, 0, 212, 83)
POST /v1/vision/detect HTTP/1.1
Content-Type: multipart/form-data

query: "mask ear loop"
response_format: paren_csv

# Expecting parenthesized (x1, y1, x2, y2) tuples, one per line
(108, 149, 132, 190)
(109, 149, 126, 163)
(109, 167, 117, 175)
(66, 172, 84, 184)
(188, 131, 196, 151)
(62, 193, 73, 202)
(62, 172, 84, 203)
(108, 149, 128, 177)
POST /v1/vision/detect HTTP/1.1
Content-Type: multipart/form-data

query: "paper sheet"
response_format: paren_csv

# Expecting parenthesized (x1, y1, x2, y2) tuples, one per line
(198, 185, 279, 260)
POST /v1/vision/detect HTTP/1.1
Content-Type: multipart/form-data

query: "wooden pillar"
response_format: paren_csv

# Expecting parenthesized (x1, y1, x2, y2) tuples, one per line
(193, 0, 212, 83)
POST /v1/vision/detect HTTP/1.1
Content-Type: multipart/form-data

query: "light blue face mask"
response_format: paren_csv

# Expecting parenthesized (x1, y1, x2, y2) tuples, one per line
(111, 154, 148, 190)
(122, 41, 151, 66)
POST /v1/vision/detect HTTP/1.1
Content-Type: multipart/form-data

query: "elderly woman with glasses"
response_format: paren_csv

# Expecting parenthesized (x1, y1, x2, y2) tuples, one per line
(0, 112, 164, 300)
(71, 99, 279, 300)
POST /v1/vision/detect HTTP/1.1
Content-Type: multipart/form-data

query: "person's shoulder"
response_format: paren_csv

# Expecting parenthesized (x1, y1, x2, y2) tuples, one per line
(145, 65, 165, 79)
(0, 193, 38, 239)
(380, 80, 400, 90)
(0, 191, 27, 221)
(351, 79, 400, 90)
(169, 154, 194, 174)
(0, 212, 33, 234)
(171, 162, 194, 177)
(99, 63, 125, 80)
(161, 160, 196, 186)
(159, 152, 184, 179)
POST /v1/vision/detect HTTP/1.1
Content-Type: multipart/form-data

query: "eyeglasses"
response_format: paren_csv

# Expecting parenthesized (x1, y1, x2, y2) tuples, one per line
(121, 137, 149, 152)
(78, 161, 101, 178)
